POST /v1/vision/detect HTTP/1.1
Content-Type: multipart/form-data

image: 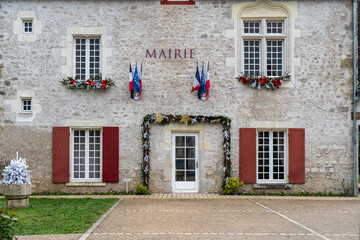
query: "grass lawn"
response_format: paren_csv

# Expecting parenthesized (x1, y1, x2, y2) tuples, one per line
(0, 198, 118, 235)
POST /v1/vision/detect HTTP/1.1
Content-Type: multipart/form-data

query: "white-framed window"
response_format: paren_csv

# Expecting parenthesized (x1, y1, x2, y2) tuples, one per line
(74, 38, 101, 80)
(71, 129, 102, 181)
(21, 98, 32, 113)
(242, 18, 285, 77)
(22, 20, 33, 33)
(257, 130, 287, 183)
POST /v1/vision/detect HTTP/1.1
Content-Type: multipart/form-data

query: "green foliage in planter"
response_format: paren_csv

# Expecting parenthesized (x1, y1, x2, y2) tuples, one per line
(0, 208, 17, 239)
(223, 177, 244, 195)
(135, 184, 148, 195)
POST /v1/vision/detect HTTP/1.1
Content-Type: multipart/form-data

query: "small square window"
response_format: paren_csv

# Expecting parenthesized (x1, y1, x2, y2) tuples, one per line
(23, 20, 33, 33)
(22, 99, 32, 112)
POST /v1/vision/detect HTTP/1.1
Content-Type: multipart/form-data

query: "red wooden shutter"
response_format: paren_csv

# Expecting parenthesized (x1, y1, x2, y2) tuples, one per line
(102, 127, 119, 183)
(239, 128, 257, 183)
(288, 128, 305, 184)
(52, 127, 70, 183)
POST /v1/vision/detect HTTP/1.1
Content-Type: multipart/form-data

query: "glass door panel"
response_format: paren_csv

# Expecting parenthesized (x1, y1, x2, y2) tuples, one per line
(172, 134, 198, 192)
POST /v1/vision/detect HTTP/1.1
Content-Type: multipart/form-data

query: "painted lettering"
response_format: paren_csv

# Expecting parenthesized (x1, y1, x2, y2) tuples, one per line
(159, 49, 167, 59)
(190, 49, 195, 59)
(146, 49, 156, 58)
(145, 49, 195, 59)
(175, 49, 182, 59)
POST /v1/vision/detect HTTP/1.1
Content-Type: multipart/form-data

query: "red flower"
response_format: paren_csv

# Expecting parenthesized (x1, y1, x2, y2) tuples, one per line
(258, 77, 268, 84)
(241, 77, 248, 84)
(85, 79, 95, 86)
(101, 80, 108, 89)
(70, 79, 77, 86)
(272, 78, 282, 87)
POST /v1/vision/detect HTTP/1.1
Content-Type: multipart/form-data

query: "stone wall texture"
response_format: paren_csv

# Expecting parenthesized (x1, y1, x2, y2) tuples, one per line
(0, 0, 356, 194)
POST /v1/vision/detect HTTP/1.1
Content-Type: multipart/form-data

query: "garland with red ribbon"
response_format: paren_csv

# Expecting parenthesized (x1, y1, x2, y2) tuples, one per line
(236, 73, 290, 90)
(141, 114, 231, 191)
(61, 74, 115, 91)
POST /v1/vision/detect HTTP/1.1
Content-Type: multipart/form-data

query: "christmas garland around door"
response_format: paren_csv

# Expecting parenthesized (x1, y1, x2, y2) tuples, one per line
(141, 113, 231, 191)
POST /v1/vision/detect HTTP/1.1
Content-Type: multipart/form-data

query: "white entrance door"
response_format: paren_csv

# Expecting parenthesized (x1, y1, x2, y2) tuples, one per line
(172, 133, 199, 193)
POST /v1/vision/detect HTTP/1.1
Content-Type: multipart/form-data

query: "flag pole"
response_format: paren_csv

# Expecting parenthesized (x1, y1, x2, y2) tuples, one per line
(141, 60, 143, 76)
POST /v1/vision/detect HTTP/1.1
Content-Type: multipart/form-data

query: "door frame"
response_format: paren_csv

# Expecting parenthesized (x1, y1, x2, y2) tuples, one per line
(171, 133, 199, 193)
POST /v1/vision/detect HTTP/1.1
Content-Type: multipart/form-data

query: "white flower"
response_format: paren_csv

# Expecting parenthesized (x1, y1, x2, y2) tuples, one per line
(191, 117, 197, 124)
(95, 82, 102, 89)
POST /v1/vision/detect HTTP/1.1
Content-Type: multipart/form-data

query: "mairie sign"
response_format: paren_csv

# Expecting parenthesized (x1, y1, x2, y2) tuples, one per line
(146, 49, 195, 59)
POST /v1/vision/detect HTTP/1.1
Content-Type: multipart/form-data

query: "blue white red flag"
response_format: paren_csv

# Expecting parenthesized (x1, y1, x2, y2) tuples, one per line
(191, 64, 200, 92)
(129, 63, 134, 99)
(205, 62, 210, 99)
(139, 62, 143, 99)
(198, 63, 206, 99)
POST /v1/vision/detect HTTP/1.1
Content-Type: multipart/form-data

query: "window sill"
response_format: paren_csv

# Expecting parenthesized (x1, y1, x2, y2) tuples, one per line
(66, 182, 106, 187)
(19, 112, 33, 116)
(253, 184, 293, 189)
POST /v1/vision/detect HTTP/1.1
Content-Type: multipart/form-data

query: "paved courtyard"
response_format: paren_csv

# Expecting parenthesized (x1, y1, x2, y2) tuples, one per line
(17, 195, 360, 240)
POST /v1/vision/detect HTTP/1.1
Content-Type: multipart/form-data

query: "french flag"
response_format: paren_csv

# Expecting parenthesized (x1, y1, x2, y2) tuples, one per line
(191, 63, 200, 92)
(205, 62, 210, 99)
(129, 63, 133, 99)
(139, 62, 143, 99)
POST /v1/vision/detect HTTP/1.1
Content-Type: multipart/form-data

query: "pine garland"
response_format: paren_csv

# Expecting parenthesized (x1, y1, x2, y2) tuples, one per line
(236, 73, 290, 90)
(61, 74, 115, 91)
(141, 114, 231, 191)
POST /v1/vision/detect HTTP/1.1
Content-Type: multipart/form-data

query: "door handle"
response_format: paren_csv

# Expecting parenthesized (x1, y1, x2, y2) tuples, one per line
(196, 162, 198, 168)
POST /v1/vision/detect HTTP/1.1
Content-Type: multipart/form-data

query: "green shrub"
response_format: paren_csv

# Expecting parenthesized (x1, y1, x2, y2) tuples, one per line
(223, 177, 244, 195)
(0, 208, 17, 239)
(135, 184, 148, 195)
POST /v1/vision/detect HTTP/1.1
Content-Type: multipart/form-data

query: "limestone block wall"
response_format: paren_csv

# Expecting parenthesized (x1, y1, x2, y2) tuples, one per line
(0, 0, 355, 194)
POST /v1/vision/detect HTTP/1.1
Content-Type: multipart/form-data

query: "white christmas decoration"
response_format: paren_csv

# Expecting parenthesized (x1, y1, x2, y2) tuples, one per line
(1, 152, 31, 185)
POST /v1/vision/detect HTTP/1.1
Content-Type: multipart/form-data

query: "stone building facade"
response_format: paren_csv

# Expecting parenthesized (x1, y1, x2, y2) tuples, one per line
(0, 0, 357, 194)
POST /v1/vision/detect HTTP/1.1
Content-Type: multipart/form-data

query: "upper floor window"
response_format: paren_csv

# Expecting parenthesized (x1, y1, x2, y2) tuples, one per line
(23, 20, 33, 33)
(242, 19, 285, 77)
(74, 38, 101, 80)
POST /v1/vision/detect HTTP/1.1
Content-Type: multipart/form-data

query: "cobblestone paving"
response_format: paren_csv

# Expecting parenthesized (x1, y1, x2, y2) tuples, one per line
(14, 195, 360, 240)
